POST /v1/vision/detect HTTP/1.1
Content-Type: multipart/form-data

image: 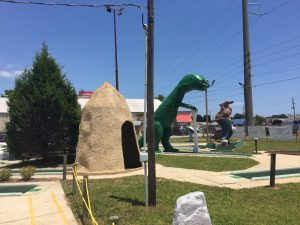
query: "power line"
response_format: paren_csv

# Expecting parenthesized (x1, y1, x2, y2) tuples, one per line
(252, 52, 300, 68)
(244, 75, 300, 89)
(252, 44, 300, 62)
(252, 65, 300, 77)
(0, 0, 142, 8)
(252, 35, 300, 54)
(0, 0, 146, 24)
(157, 0, 298, 91)
(156, 0, 236, 76)
(265, 0, 296, 14)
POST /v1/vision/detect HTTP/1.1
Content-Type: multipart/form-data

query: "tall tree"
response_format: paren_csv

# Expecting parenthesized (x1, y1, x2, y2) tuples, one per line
(233, 113, 245, 119)
(255, 115, 266, 125)
(6, 43, 81, 160)
(154, 94, 165, 102)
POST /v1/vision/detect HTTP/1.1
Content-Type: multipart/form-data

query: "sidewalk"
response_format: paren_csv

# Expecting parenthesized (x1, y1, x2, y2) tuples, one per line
(82, 152, 300, 189)
(0, 181, 77, 225)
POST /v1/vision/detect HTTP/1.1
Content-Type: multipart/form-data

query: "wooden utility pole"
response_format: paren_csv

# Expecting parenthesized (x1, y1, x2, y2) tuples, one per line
(242, 0, 254, 126)
(147, 0, 156, 206)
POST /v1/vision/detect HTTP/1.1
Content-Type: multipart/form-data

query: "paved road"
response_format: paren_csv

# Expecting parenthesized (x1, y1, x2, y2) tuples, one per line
(0, 181, 77, 225)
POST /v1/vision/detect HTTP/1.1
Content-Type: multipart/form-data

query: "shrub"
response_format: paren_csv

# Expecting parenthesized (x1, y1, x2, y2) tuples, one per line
(20, 166, 36, 180)
(0, 168, 12, 181)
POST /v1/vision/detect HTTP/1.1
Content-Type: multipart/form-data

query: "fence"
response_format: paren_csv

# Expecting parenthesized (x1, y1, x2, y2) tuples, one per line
(72, 165, 99, 225)
(232, 125, 295, 140)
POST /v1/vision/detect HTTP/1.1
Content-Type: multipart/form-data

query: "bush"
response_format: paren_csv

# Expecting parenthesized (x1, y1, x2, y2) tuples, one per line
(20, 166, 36, 180)
(0, 168, 12, 181)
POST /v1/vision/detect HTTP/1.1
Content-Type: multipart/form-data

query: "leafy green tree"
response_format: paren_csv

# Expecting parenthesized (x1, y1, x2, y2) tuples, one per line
(233, 113, 245, 119)
(6, 43, 81, 160)
(155, 94, 165, 102)
(0, 90, 12, 97)
(196, 114, 203, 122)
(202, 115, 211, 122)
(271, 114, 288, 118)
(255, 115, 266, 125)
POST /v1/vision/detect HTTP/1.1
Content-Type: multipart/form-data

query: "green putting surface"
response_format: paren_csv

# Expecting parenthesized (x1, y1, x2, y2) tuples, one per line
(214, 140, 244, 152)
(232, 167, 300, 179)
(0, 185, 37, 194)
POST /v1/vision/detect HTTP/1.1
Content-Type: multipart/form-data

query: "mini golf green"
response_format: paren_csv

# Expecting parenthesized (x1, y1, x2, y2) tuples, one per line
(232, 167, 300, 180)
(11, 168, 70, 175)
(0, 185, 38, 194)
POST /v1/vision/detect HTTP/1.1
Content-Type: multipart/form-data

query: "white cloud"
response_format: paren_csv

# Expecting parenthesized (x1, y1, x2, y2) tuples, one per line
(232, 102, 244, 106)
(5, 64, 18, 70)
(0, 70, 23, 78)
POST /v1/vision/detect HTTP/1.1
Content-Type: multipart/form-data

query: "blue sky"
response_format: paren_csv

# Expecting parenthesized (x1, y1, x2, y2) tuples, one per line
(0, 0, 299, 117)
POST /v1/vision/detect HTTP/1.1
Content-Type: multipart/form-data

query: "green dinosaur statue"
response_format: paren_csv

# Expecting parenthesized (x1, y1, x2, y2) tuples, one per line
(139, 74, 210, 153)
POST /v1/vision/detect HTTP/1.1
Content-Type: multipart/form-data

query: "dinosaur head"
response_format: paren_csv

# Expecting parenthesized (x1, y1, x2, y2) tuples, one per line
(178, 74, 210, 92)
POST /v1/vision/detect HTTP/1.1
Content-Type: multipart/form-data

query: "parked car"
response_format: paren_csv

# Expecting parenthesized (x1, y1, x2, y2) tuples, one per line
(172, 125, 189, 136)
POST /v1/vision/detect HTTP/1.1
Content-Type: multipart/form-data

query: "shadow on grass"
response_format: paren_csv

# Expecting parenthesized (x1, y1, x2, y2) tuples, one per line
(68, 193, 86, 224)
(110, 195, 145, 206)
(4, 156, 75, 169)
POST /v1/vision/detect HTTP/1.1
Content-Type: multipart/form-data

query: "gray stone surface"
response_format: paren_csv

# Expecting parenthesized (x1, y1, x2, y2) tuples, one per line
(173, 192, 212, 225)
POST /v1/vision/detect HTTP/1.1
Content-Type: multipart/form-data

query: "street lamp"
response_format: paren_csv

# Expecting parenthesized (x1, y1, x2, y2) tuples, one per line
(106, 5, 124, 91)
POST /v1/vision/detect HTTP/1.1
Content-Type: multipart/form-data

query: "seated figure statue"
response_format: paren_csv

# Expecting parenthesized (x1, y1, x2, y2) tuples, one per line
(215, 101, 234, 144)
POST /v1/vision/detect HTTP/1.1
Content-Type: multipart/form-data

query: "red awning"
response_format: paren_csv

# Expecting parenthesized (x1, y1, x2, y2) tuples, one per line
(176, 114, 192, 123)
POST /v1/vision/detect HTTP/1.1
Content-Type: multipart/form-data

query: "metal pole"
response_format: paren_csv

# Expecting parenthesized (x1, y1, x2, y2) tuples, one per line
(113, 9, 119, 91)
(192, 109, 199, 152)
(242, 0, 254, 126)
(72, 171, 77, 195)
(270, 153, 276, 187)
(254, 138, 258, 154)
(82, 175, 88, 218)
(143, 24, 149, 207)
(205, 89, 209, 143)
(147, 0, 156, 206)
(63, 155, 67, 180)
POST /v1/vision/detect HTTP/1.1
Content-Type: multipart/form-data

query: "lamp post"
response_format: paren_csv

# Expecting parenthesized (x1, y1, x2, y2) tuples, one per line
(106, 5, 124, 91)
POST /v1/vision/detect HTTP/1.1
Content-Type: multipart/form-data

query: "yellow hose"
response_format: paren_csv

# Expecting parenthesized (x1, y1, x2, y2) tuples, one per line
(72, 167, 98, 225)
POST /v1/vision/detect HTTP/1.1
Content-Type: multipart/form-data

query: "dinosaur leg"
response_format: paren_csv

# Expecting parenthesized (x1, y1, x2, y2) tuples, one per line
(161, 127, 179, 152)
(138, 121, 163, 153)
(154, 121, 164, 153)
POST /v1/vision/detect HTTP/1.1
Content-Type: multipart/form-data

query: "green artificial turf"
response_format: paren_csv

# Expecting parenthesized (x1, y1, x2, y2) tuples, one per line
(232, 167, 300, 179)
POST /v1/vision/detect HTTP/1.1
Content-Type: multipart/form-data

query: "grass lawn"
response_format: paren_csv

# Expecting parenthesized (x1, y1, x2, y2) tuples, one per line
(62, 176, 300, 225)
(236, 138, 300, 154)
(156, 155, 258, 171)
(170, 136, 300, 154)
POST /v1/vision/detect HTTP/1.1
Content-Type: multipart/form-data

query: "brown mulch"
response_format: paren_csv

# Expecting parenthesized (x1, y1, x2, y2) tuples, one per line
(0, 178, 60, 183)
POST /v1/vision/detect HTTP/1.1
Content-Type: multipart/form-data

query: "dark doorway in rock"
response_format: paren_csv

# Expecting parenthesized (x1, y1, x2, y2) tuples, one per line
(121, 121, 142, 168)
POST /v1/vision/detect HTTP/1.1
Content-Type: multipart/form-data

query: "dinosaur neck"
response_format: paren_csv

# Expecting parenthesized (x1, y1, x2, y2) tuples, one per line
(168, 86, 186, 104)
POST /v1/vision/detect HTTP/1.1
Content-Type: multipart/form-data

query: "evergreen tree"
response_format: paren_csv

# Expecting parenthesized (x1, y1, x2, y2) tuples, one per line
(6, 43, 81, 160)
(155, 94, 165, 102)
(233, 113, 245, 119)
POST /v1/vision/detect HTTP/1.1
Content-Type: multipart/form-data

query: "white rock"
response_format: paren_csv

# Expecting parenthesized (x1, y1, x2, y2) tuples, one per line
(173, 192, 212, 225)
